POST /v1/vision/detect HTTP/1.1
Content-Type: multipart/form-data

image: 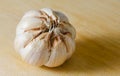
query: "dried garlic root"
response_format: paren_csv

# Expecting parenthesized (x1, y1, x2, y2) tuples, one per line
(14, 8, 76, 67)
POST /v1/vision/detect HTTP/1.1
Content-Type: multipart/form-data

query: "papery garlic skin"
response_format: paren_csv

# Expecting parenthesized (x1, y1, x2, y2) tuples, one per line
(14, 8, 76, 67)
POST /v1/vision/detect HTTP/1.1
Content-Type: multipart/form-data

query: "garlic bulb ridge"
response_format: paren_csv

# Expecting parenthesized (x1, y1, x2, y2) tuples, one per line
(14, 8, 76, 67)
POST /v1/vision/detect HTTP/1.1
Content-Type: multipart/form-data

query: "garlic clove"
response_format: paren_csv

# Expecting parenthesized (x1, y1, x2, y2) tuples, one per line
(14, 32, 34, 52)
(61, 22, 76, 39)
(21, 37, 50, 66)
(45, 37, 67, 67)
(22, 10, 41, 18)
(16, 18, 43, 35)
(64, 35, 75, 59)
(41, 8, 56, 20)
(54, 11, 69, 22)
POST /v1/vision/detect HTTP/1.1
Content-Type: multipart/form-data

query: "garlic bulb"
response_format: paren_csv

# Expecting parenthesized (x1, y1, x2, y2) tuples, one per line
(14, 8, 76, 67)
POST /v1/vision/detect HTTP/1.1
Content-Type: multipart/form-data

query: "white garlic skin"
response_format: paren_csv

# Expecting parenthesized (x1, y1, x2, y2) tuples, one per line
(14, 8, 76, 67)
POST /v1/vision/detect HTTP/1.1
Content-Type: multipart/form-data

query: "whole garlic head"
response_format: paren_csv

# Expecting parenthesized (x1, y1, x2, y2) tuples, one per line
(14, 8, 76, 67)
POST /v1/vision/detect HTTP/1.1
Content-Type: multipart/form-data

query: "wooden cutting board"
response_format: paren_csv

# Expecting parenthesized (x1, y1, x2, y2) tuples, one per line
(0, 0, 120, 76)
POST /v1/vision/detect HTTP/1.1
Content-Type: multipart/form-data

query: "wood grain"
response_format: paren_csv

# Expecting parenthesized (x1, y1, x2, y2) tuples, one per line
(0, 0, 120, 76)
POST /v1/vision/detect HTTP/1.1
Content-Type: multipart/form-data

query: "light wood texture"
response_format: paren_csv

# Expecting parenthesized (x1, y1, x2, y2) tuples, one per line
(0, 0, 120, 76)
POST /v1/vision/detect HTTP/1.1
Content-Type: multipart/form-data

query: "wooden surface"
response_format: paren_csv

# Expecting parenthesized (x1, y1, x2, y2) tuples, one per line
(0, 0, 120, 76)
